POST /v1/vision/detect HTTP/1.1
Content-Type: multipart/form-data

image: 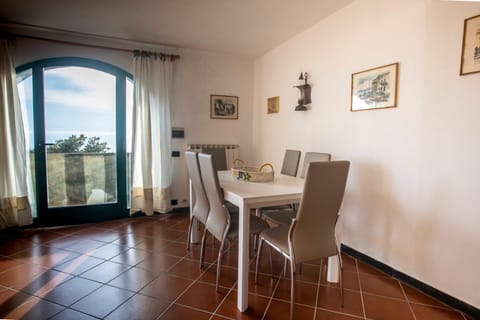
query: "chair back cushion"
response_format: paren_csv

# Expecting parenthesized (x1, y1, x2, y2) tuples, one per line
(280, 149, 301, 177)
(198, 153, 230, 241)
(300, 152, 331, 179)
(202, 147, 228, 170)
(185, 151, 209, 224)
(292, 161, 350, 263)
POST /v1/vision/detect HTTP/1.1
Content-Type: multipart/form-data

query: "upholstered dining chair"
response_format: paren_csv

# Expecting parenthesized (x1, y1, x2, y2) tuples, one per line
(202, 147, 228, 170)
(198, 153, 270, 292)
(299, 152, 331, 178)
(255, 161, 350, 320)
(262, 152, 331, 225)
(281, 149, 302, 177)
(259, 149, 302, 216)
(185, 151, 210, 268)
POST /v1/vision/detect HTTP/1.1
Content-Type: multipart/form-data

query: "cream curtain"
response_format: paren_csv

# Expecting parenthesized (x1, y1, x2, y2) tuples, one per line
(0, 40, 32, 229)
(130, 52, 174, 215)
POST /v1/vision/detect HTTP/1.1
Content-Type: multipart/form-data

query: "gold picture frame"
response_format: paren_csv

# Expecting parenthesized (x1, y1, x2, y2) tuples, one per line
(267, 96, 280, 114)
(460, 14, 480, 76)
(350, 63, 398, 112)
(210, 94, 239, 119)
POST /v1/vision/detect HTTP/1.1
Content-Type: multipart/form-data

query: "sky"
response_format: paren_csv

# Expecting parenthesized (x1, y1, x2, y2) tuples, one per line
(17, 66, 134, 153)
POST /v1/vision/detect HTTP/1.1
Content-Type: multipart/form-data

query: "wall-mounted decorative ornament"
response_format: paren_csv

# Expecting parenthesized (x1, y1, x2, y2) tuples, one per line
(294, 72, 311, 111)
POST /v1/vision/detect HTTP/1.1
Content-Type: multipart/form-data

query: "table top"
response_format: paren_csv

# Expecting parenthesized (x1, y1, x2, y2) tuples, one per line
(218, 170, 304, 206)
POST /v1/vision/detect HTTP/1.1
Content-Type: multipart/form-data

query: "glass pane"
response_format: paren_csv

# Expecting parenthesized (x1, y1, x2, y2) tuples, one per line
(44, 67, 117, 207)
(17, 69, 37, 217)
(126, 78, 133, 208)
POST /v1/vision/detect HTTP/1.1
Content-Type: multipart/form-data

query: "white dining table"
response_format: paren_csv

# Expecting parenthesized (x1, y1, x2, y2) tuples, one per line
(190, 171, 340, 312)
(218, 170, 340, 312)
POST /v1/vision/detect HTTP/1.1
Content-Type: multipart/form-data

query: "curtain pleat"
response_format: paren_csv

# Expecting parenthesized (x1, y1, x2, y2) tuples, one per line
(130, 53, 174, 215)
(0, 40, 32, 229)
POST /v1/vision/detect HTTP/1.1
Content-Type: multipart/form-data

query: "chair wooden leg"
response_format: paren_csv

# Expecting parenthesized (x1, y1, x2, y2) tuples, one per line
(255, 238, 264, 284)
(289, 258, 295, 320)
(199, 228, 208, 269)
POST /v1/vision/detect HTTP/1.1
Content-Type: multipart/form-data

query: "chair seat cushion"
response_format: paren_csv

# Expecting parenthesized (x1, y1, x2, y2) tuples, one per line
(228, 214, 270, 239)
(259, 225, 290, 256)
(262, 209, 295, 225)
(260, 204, 292, 213)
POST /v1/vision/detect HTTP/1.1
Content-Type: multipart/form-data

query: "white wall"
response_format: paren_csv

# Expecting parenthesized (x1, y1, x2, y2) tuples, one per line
(12, 38, 255, 207)
(253, 0, 480, 308)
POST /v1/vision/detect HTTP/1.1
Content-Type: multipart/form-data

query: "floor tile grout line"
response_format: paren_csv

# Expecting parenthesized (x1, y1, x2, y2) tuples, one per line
(208, 277, 238, 320)
(161, 302, 214, 319)
(0, 289, 41, 317)
(360, 290, 439, 304)
(316, 306, 366, 319)
(400, 281, 417, 320)
(3, 213, 471, 320)
(154, 253, 218, 319)
(312, 259, 324, 320)
(260, 275, 281, 320)
(76, 221, 196, 319)
(355, 257, 367, 320)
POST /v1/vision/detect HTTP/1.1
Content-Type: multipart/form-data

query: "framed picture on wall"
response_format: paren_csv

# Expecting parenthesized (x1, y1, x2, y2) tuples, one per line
(210, 94, 239, 119)
(460, 14, 480, 76)
(350, 63, 398, 112)
(267, 96, 280, 114)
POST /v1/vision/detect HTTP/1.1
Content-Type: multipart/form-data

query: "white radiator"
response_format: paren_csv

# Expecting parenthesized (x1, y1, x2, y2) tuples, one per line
(187, 144, 240, 169)
(170, 143, 240, 209)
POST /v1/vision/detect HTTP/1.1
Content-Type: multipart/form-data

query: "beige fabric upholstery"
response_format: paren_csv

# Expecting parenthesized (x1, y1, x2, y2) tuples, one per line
(185, 151, 210, 268)
(185, 151, 209, 225)
(262, 209, 296, 226)
(260, 149, 301, 214)
(255, 161, 350, 319)
(299, 152, 331, 179)
(202, 147, 228, 170)
(198, 153, 269, 291)
(280, 149, 301, 177)
(262, 152, 332, 225)
(292, 161, 349, 263)
(198, 153, 230, 241)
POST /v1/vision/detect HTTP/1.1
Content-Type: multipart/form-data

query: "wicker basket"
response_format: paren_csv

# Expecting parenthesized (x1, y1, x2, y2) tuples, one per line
(231, 159, 274, 182)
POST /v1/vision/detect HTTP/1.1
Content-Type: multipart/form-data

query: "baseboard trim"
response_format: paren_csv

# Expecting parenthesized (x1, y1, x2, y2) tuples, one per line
(341, 244, 479, 319)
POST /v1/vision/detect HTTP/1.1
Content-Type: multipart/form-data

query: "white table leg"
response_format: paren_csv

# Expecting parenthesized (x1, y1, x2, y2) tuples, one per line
(237, 201, 249, 311)
(327, 256, 339, 283)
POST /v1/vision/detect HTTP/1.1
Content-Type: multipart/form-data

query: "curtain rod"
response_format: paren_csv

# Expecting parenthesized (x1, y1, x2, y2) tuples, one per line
(8, 33, 180, 60)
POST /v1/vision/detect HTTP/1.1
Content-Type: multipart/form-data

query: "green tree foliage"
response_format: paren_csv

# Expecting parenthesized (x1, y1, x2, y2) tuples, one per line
(84, 137, 110, 153)
(47, 134, 110, 153)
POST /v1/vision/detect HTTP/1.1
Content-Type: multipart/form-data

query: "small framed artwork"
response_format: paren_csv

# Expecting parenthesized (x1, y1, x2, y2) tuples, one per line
(267, 96, 280, 114)
(460, 14, 480, 76)
(210, 94, 239, 119)
(350, 62, 398, 112)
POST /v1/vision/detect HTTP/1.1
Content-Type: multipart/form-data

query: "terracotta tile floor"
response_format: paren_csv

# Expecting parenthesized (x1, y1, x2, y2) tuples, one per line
(0, 210, 470, 319)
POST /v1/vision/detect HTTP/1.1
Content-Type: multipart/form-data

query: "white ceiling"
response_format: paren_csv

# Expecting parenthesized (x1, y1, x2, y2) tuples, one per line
(0, 0, 353, 57)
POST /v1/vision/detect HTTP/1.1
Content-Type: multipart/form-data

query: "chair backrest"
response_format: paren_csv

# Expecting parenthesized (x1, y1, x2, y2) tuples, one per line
(299, 152, 331, 179)
(291, 161, 350, 263)
(185, 151, 209, 225)
(198, 153, 230, 241)
(280, 149, 301, 177)
(202, 147, 228, 170)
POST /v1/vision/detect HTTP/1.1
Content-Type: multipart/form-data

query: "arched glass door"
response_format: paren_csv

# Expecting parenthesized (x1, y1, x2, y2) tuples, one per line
(17, 58, 133, 225)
